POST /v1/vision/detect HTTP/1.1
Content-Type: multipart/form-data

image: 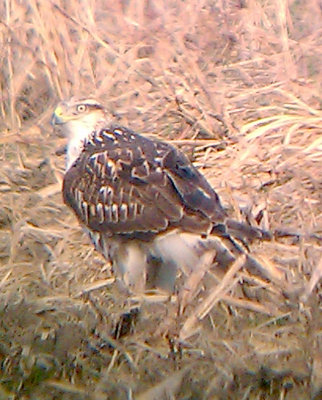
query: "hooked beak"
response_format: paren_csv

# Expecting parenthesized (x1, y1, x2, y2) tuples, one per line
(51, 105, 68, 126)
(51, 105, 70, 138)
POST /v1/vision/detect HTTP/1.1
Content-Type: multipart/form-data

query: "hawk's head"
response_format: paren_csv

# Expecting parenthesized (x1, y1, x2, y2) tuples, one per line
(52, 98, 108, 169)
(52, 98, 107, 131)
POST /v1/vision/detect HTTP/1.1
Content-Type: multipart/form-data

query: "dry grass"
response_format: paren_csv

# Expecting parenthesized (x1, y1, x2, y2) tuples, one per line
(0, 0, 321, 399)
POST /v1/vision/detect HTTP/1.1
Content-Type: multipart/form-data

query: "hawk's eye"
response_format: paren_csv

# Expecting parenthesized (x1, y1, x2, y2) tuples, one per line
(76, 104, 87, 113)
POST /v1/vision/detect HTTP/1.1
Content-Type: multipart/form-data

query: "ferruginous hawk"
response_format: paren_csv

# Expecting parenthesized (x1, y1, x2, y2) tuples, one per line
(52, 98, 264, 292)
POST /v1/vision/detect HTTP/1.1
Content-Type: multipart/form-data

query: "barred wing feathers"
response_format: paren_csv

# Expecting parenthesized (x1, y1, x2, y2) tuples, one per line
(63, 125, 226, 238)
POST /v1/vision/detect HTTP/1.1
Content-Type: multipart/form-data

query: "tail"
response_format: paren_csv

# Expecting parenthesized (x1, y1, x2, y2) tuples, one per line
(226, 219, 273, 242)
(224, 220, 322, 245)
(211, 219, 321, 259)
(211, 219, 272, 254)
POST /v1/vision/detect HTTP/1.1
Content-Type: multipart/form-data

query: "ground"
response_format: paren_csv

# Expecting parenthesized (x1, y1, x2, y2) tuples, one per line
(0, 1, 321, 399)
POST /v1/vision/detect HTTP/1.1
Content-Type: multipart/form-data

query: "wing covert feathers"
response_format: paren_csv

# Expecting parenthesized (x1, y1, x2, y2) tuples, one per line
(63, 124, 226, 238)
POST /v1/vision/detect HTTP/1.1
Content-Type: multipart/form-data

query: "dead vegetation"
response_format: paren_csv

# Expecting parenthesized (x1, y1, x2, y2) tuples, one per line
(0, 0, 321, 399)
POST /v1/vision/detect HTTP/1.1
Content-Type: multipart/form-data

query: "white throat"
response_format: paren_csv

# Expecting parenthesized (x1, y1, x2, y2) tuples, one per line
(65, 120, 92, 169)
(64, 114, 106, 170)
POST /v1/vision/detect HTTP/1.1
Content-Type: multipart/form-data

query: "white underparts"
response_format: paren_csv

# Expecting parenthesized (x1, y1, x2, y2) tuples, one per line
(64, 112, 106, 169)
(87, 229, 210, 293)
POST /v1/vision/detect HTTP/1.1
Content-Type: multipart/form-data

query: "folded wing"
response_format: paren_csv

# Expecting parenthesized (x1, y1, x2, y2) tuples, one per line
(63, 125, 226, 238)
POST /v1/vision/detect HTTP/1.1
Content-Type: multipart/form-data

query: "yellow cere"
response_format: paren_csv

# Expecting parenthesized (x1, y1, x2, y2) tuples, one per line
(54, 105, 63, 117)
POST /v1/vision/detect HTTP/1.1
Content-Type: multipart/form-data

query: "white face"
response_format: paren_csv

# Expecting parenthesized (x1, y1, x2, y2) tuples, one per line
(52, 99, 107, 169)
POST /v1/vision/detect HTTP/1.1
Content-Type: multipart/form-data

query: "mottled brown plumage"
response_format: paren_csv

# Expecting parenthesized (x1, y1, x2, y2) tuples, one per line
(63, 124, 226, 240)
(52, 98, 261, 291)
